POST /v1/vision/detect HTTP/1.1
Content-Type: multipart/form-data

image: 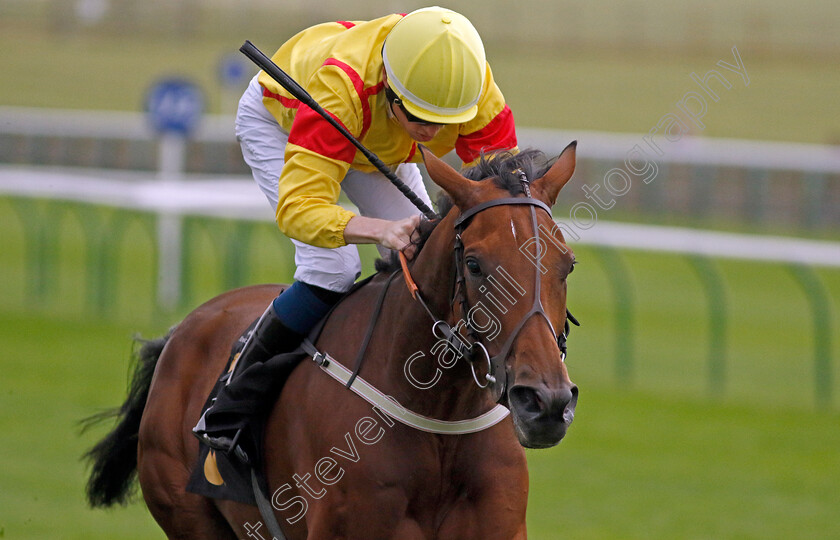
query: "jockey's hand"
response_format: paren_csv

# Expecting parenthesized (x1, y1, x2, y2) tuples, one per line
(344, 215, 421, 256)
(380, 215, 421, 254)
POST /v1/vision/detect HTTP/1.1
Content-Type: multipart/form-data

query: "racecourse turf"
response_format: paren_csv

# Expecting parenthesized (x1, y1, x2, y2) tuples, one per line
(1, 311, 838, 539)
(2, 7, 840, 538)
(1, 202, 839, 537)
(1, 20, 839, 145)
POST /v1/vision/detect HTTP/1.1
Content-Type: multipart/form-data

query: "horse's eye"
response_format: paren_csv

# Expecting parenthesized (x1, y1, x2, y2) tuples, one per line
(465, 258, 482, 276)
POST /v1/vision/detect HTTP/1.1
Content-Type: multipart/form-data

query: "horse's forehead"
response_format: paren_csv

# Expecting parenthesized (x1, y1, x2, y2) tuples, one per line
(466, 201, 573, 265)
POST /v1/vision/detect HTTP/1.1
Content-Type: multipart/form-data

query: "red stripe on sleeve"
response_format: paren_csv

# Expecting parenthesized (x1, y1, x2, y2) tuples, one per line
(262, 87, 300, 109)
(455, 105, 517, 164)
(288, 105, 357, 164)
(336, 21, 355, 29)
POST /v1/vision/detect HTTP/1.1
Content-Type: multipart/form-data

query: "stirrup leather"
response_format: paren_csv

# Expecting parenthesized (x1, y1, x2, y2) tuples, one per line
(194, 429, 250, 464)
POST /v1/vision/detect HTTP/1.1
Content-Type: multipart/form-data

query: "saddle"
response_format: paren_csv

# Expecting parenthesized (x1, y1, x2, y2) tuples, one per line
(185, 274, 377, 505)
(185, 317, 303, 505)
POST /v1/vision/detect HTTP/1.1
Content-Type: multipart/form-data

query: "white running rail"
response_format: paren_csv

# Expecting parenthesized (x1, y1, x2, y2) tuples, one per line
(2, 165, 839, 269)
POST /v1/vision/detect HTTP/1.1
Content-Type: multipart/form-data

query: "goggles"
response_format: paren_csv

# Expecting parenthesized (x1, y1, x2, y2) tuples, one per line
(384, 85, 443, 127)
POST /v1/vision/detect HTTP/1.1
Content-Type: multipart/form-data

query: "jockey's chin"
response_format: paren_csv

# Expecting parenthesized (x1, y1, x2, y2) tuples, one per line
(408, 124, 443, 142)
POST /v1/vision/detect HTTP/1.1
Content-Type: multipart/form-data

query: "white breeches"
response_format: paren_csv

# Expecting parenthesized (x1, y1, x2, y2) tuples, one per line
(235, 75, 432, 293)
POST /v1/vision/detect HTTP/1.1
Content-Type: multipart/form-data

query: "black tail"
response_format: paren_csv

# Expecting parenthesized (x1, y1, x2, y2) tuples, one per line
(82, 332, 171, 507)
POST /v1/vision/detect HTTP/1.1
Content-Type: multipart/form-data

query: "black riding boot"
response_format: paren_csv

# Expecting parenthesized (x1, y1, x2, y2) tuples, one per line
(193, 282, 344, 462)
(192, 302, 303, 462)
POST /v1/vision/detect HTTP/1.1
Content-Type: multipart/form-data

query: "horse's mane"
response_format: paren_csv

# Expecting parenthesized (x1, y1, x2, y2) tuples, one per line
(375, 149, 555, 273)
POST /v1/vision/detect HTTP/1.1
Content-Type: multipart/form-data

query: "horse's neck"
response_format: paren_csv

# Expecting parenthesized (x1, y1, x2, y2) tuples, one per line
(406, 213, 459, 318)
(374, 213, 495, 420)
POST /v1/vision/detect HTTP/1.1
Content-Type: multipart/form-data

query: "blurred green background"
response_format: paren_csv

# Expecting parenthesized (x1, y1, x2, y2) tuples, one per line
(1, 1, 839, 539)
(2, 0, 840, 143)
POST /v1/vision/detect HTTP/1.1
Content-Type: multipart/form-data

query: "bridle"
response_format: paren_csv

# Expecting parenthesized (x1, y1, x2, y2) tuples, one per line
(298, 173, 577, 437)
(399, 174, 577, 402)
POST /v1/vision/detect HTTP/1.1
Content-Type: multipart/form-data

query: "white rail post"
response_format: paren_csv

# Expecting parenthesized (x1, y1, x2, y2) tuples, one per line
(145, 78, 204, 311)
(155, 134, 186, 311)
(156, 211, 184, 312)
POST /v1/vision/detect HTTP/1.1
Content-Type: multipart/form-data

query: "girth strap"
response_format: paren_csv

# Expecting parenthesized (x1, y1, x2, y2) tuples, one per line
(251, 468, 288, 540)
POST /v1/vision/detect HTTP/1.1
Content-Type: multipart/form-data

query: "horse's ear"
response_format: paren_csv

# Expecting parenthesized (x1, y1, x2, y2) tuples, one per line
(534, 141, 577, 206)
(419, 145, 478, 207)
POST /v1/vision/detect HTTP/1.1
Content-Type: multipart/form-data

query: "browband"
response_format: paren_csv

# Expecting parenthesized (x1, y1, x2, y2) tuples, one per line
(454, 198, 552, 228)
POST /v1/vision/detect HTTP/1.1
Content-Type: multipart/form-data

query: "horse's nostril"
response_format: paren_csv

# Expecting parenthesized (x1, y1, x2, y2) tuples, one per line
(510, 383, 578, 423)
(568, 384, 577, 406)
(509, 386, 544, 415)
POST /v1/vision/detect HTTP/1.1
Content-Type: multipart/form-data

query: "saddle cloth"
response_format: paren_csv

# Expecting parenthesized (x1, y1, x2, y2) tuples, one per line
(185, 319, 305, 505)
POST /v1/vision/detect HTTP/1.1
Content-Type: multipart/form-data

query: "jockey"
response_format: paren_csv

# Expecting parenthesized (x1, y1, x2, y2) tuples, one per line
(194, 6, 518, 459)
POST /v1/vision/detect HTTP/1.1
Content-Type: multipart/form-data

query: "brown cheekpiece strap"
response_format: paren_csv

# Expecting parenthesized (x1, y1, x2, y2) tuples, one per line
(398, 252, 419, 300)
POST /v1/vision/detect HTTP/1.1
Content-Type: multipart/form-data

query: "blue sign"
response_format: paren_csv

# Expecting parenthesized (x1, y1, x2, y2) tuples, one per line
(145, 78, 204, 136)
(218, 54, 251, 88)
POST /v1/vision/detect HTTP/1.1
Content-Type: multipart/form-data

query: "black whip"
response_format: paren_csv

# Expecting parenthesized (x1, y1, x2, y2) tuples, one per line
(239, 40, 438, 220)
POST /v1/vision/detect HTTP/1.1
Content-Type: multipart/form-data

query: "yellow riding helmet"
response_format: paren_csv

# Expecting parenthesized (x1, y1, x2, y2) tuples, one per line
(383, 7, 486, 124)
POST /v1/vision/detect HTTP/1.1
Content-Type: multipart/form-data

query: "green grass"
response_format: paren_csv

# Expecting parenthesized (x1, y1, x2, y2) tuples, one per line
(566, 247, 840, 409)
(494, 45, 840, 145)
(1, 312, 838, 539)
(1, 16, 838, 144)
(1, 196, 839, 537)
(1, 196, 838, 406)
(526, 388, 840, 539)
(0, 313, 163, 539)
(2, 7, 839, 533)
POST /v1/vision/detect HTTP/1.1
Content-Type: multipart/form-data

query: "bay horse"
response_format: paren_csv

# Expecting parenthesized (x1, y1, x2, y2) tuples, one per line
(85, 144, 579, 539)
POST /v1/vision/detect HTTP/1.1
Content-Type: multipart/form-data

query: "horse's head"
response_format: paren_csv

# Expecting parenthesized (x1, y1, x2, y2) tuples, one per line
(420, 144, 579, 448)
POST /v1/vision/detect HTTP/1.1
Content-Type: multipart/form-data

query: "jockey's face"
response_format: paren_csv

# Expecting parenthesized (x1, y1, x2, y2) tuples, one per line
(391, 103, 445, 142)
(383, 77, 445, 143)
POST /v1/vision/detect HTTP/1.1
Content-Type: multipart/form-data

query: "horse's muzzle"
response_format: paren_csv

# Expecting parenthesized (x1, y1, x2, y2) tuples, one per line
(508, 381, 578, 448)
